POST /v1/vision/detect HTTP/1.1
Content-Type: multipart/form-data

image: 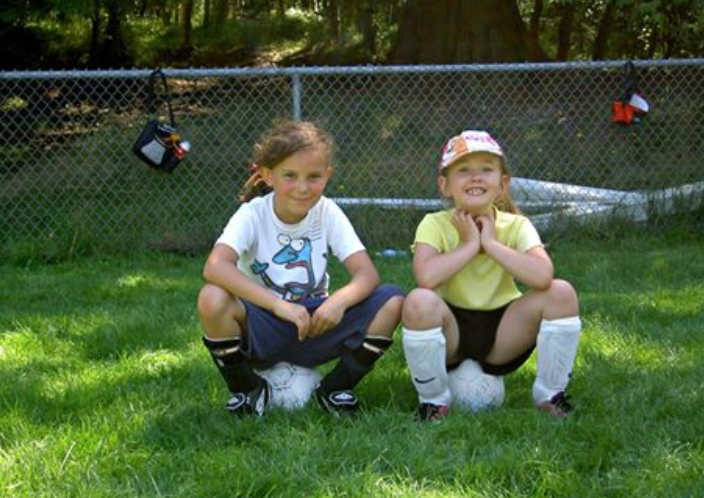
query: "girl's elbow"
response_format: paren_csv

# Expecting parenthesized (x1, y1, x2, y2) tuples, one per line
(369, 270, 380, 288)
(412, 264, 437, 290)
(202, 265, 213, 282)
(203, 261, 219, 282)
(534, 278, 552, 291)
(415, 275, 437, 290)
(535, 271, 554, 291)
(355, 266, 379, 288)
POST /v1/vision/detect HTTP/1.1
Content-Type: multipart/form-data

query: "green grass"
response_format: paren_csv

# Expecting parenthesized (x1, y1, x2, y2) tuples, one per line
(1, 234, 704, 497)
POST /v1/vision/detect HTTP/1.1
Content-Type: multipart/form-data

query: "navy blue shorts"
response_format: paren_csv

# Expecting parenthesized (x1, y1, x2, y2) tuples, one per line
(447, 301, 535, 376)
(241, 284, 404, 368)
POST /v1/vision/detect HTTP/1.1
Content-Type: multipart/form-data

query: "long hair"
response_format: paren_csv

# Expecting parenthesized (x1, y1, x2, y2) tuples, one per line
(239, 120, 334, 202)
(494, 157, 520, 214)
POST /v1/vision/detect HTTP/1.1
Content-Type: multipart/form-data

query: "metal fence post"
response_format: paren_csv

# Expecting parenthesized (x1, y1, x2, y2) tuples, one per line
(292, 74, 302, 121)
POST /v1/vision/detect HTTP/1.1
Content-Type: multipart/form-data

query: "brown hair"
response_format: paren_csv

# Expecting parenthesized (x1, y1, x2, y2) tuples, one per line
(239, 120, 334, 202)
(440, 155, 521, 215)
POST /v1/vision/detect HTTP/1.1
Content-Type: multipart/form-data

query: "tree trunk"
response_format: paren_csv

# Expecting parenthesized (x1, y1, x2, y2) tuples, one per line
(212, 0, 228, 30)
(182, 0, 194, 50)
(358, 0, 376, 56)
(391, 0, 545, 64)
(556, 1, 575, 61)
(528, 0, 543, 46)
(203, 0, 211, 29)
(592, 0, 615, 60)
(88, 0, 102, 66)
(326, 0, 341, 47)
(101, 0, 129, 67)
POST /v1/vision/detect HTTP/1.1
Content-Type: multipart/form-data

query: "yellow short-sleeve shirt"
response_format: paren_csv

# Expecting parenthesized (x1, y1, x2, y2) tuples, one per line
(413, 208, 543, 311)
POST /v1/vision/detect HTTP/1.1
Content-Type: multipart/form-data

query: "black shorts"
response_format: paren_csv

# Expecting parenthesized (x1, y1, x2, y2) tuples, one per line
(447, 301, 535, 376)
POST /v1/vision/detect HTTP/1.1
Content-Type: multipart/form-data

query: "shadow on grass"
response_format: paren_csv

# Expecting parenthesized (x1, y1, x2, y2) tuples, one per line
(2, 237, 704, 496)
(0, 354, 210, 427)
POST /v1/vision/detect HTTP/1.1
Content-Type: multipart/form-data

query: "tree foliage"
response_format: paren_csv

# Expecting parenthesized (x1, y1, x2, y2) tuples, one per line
(0, 0, 702, 68)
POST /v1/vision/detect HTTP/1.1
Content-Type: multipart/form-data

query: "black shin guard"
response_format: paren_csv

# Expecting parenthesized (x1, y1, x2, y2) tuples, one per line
(202, 336, 261, 394)
(319, 336, 393, 393)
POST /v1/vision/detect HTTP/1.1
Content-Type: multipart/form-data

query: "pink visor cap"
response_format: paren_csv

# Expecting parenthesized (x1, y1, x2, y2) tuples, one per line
(439, 130, 504, 171)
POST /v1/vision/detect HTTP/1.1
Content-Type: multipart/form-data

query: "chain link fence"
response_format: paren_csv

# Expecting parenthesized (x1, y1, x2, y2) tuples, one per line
(2, 60, 704, 259)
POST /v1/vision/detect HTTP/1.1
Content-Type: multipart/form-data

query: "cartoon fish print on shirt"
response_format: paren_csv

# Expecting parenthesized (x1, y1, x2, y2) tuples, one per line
(250, 234, 327, 301)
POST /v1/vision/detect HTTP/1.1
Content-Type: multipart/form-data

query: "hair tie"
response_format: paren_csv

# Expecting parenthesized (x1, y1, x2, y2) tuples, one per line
(248, 163, 260, 174)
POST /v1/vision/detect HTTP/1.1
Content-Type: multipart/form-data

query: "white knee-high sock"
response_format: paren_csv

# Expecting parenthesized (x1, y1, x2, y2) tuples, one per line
(533, 316, 582, 404)
(402, 327, 451, 406)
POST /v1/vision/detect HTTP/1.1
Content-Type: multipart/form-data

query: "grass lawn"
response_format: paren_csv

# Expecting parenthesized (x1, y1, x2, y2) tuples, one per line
(1, 233, 703, 497)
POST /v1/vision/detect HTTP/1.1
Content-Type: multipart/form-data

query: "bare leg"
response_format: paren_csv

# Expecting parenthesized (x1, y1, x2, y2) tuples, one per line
(197, 284, 264, 404)
(485, 279, 581, 413)
(486, 279, 579, 365)
(365, 294, 404, 338)
(197, 283, 247, 339)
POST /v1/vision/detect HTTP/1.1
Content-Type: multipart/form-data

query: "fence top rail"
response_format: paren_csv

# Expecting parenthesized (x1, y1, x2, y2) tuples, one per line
(2, 58, 704, 80)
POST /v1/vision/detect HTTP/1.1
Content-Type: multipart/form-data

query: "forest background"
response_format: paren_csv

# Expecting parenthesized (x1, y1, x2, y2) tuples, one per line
(2, 0, 704, 70)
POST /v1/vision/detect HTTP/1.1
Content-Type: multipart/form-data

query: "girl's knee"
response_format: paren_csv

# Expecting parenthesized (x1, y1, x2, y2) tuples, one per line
(402, 288, 443, 326)
(197, 284, 233, 320)
(546, 279, 579, 316)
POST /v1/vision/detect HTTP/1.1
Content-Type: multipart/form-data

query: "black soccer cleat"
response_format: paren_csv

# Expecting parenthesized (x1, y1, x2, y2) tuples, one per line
(536, 391, 573, 417)
(416, 402, 449, 422)
(224, 378, 271, 417)
(315, 387, 359, 416)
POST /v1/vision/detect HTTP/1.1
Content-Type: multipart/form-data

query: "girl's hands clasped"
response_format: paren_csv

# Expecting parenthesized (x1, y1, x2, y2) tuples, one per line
(475, 213, 498, 250)
(451, 209, 481, 249)
(451, 209, 500, 253)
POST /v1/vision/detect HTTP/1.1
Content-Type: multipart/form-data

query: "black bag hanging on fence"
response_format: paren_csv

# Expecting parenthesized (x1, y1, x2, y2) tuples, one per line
(132, 69, 190, 173)
(612, 61, 649, 125)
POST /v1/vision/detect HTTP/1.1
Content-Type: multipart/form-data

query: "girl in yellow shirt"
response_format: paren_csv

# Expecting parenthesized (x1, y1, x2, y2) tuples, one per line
(402, 130, 582, 421)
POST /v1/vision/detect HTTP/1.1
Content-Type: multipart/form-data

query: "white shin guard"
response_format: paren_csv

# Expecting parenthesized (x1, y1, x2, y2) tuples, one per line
(402, 327, 451, 406)
(533, 316, 582, 404)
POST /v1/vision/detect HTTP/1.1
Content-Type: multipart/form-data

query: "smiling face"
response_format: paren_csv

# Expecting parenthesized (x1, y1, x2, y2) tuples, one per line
(438, 152, 508, 215)
(261, 147, 332, 224)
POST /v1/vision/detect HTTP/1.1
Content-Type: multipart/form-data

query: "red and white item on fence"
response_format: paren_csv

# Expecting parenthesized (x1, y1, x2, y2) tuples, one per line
(612, 61, 650, 125)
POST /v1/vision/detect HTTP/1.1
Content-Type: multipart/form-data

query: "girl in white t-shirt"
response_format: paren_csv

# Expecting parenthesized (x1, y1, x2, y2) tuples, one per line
(402, 130, 582, 421)
(198, 120, 404, 417)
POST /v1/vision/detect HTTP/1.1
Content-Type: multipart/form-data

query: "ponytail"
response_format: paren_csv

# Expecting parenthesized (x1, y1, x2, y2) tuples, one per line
(495, 192, 521, 215)
(239, 164, 272, 202)
(495, 158, 521, 214)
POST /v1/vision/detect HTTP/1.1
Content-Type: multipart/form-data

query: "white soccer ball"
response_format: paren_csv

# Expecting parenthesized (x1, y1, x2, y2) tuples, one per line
(448, 359, 505, 412)
(255, 362, 321, 411)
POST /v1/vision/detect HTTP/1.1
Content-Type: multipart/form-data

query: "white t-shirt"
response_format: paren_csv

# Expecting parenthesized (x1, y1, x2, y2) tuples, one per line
(216, 193, 365, 302)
